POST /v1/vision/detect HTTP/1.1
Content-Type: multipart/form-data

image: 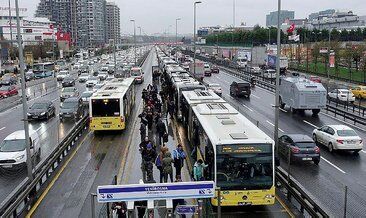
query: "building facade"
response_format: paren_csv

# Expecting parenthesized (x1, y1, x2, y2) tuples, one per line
(309, 11, 366, 31)
(105, 2, 121, 44)
(266, 10, 295, 27)
(309, 9, 336, 22)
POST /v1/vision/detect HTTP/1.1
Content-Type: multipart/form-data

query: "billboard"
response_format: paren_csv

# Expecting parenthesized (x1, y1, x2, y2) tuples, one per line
(237, 50, 252, 61)
(222, 49, 230, 58)
(329, 53, 335, 68)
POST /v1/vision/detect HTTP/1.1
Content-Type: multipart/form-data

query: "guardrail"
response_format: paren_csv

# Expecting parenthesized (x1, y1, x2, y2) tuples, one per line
(185, 51, 366, 126)
(0, 115, 89, 217)
(276, 167, 329, 217)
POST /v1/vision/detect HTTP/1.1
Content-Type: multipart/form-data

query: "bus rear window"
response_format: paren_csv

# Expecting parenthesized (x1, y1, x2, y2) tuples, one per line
(92, 99, 120, 117)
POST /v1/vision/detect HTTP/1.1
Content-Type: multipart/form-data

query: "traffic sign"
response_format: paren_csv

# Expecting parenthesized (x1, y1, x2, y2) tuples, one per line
(176, 205, 197, 214)
(97, 181, 215, 203)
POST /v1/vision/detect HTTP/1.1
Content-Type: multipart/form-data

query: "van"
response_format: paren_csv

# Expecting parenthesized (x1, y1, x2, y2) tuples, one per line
(263, 69, 276, 79)
(130, 67, 144, 84)
(230, 81, 251, 98)
(0, 130, 41, 169)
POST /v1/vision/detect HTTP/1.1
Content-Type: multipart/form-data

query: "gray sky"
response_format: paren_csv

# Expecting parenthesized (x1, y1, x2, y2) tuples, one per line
(20, 0, 366, 35)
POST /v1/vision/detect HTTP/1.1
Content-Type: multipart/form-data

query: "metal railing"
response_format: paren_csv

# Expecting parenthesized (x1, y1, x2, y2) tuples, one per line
(0, 115, 89, 217)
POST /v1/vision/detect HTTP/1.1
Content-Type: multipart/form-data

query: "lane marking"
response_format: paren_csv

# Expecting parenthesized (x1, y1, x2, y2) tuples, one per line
(266, 120, 284, 132)
(270, 104, 287, 113)
(252, 94, 260, 99)
(303, 120, 319, 129)
(320, 156, 346, 174)
(275, 194, 295, 218)
(242, 104, 253, 112)
(320, 112, 366, 132)
(0, 127, 5, 131)
(26, 132, 92, 217)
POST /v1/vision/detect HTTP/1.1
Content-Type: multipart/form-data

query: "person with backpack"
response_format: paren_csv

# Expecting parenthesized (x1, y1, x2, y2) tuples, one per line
(141, 142, 157, 182)
(155, 145, 168, 183)
(193, 159, 208, 181)
(162, 151, 174, 183)
(172, 144, 186, 178)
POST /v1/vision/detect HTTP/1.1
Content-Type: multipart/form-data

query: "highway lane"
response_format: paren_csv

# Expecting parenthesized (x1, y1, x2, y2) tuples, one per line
(31, 50, 154, 217)
(0, 70, 87, 201)
(204, 70, 366, 217)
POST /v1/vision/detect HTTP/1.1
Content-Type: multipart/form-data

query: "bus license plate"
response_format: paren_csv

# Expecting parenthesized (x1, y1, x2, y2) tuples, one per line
(103, 125, 110, 128)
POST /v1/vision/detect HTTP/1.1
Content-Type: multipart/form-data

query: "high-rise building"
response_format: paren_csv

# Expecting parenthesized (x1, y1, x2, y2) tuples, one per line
(266, 10, 295, 27)
(106, 2, 121, 44)
(309, 9, 336, 21)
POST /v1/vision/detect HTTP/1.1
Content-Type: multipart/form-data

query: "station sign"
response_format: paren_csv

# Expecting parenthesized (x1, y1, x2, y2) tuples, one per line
(97, 181, 215, 203)
(176, 205, 197, 214)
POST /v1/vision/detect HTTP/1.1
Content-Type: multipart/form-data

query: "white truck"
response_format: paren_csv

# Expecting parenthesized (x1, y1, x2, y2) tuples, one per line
(189, 60, 205, 80)
(279, 77, 327, 116)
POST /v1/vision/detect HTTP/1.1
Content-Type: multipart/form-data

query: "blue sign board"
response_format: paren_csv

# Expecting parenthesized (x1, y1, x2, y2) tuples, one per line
(97, 181, 215, 203)
(176, 205, 197, 214)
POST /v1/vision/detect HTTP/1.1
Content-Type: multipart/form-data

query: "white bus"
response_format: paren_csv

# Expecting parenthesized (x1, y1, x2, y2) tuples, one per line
(187, 102, 275, 206)
(89, 78, 135, 131)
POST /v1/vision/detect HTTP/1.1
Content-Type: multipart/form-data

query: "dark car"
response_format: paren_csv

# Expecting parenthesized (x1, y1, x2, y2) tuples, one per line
(211, 65, 219, 73)
(59, 97, 83, 121)
(230, 81, 251, 98)
(0, 85, 18, 98)
(278, 134, 320, 165)
(0, 75, 17, 86)
(27, 101, 55, 120)
(62, 76, 76, 87)
(60, 87, 79, 101)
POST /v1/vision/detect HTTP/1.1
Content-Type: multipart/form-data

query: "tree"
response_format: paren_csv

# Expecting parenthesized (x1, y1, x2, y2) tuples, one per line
(330, 41, 341, 77)
(330, 29, 340, 41)
(341, 43, 354, 81)
(340, 29, 349, 41)
(312, 42, 321, 73)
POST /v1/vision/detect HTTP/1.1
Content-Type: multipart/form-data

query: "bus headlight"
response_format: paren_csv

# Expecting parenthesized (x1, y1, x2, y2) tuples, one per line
(265, 194, 274, 199)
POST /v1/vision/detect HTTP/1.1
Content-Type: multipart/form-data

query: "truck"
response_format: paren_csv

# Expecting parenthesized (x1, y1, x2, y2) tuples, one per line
(235, 50, 250, 68)
(189, 60, 204, 80)
(267, 55, 288, 74)
(279, 76, 327, 116)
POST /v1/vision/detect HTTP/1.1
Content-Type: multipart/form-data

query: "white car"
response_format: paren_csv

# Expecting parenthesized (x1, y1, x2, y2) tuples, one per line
(250, 67, 261, 75)
(207, 83, 222, 96)
(130, 67, 144, 84)
(262, 69, 276, 79)
(312, 125, 363, 154)
(56, 70, 69, 81)
(328, 89, 355, 103)
(93, 82, 105, 92)
(78, 73, 89, 82)
(86, 76, 98, 87)
(98, 72, 108, 80)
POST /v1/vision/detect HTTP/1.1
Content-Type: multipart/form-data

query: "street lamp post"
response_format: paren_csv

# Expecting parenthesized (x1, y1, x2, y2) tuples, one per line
(130, 19, 136, 66)
(193, 1, 202, 78)
(274, 0, 281, 157)
(175, 18, 181, 61)
(15, 0, 33, 180)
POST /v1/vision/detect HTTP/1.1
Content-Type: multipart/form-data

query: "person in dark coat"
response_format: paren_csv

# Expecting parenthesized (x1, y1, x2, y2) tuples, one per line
(139, 122, 146, 142)
(156, 118, 166, 147)
(172, 144, 186, 178)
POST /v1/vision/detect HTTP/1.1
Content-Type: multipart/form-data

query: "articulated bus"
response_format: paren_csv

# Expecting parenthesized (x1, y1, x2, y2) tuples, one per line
(187, 102, 275, 206)
(89, 78, 135, 131)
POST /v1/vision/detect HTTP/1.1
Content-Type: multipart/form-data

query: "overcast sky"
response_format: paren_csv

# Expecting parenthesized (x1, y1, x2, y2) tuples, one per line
(20, 0, 366, 35)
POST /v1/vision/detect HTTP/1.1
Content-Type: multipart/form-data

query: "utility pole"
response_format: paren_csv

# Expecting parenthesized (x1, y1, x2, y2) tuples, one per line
(193, 1, 202, 78)
(15, 0, 33, 180)
(130, 19, 136, 66)
(175, 18, 181, 62)
(8, 0, 13, 59)
(274, 0, 281, 157)
(113, 38, 117, 74)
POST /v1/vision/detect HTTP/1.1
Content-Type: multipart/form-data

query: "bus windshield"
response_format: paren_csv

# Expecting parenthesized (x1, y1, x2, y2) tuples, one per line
(91, 99, 120, 117)
(33, 63, 54, 72)
(216, 144, 273, 191)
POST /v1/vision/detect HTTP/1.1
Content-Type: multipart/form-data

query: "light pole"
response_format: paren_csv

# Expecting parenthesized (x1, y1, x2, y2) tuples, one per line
(193, 1, 202, 78)
(175, 18, 181, 61)
(274, 0, 281, 157)
(15, 0, 33, 180)
(130, 19, 136, 66)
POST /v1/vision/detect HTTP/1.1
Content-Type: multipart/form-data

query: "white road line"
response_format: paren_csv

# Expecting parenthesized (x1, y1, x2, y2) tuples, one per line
(252, 94, 260, 99)
(0, 127, 5, 131)
(242, 104, 253, 112)
(303, 120, 319, 129)
(320, 112, 366, 132)
(266, 120, 284, 132)
(320, 157, 346, 174)
(270, 104, 286, 112)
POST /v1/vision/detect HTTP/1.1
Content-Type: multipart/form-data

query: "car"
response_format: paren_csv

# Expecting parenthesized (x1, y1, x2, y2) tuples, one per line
(0, 74, 17, 85)
(78, 73, 89, 83)
(56, 70, 70, 81)
(211, 65, 219, 73)
(59, 97, 83, 121)
(278, 134, 320, 165)
(98, 72, 108, 80)
(27, 101, 56, 120)
(62, 76, 76, 87)
(309, 75, 322, 83)
(204, 63, 211, 76)
(207, 83, 222, 96)
(100, 66, 109, 73)
(328, 89, 355, 103)
(350, 86, 366, 99)
(130, 67, 144, 84)
(250, 66, 261, 75)
(0, 130, 41, 169)
(262, 69, 276, 79)
(312, 125, 363, 154)
(60, 87, 79, 101)
(93, 82, 105, 92)
(0, 85, 18, 98)
(81, 90, 94, 105)
(230, 81, 251, 98)
(25, 71, 35, 81)
(86, 76, 98, 87)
